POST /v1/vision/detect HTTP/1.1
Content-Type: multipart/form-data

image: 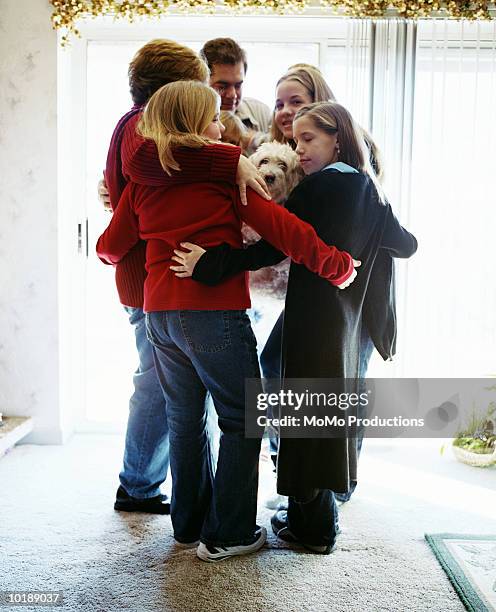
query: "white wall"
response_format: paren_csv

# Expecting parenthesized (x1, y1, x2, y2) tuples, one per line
(0, 0, 69, 443)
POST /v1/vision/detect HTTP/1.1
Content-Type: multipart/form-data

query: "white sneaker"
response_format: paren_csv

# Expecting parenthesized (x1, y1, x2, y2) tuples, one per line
(196, 526, 267, 562)
(264, 493, 287, 510)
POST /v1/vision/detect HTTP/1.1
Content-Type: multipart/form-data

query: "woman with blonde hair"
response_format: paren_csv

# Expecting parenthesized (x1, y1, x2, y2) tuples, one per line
(97, 81, 359, 562)
(172, 100, 417, 553)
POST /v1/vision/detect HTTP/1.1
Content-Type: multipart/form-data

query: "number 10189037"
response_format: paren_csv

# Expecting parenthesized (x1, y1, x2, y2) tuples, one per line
(0, 592, 64, 606)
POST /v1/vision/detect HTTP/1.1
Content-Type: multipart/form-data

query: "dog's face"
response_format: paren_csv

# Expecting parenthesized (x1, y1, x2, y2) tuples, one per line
(249, 141, 304, 204)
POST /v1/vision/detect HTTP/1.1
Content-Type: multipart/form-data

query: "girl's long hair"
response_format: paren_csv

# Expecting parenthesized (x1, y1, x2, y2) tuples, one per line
(270, 66, 335, 145)
(137, 80, 220, 175)
(294, 102, 385, 203)
(271, 65, 384, 182)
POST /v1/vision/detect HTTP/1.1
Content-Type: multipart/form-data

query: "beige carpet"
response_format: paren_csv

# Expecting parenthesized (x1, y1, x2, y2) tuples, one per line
(1, 435, 495, 612)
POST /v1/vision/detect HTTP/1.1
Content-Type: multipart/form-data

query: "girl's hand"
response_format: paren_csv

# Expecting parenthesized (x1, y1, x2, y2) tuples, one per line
(170, 242, 206, 277)
(336, 259, 361, 289)
(237, 155, 271, 206)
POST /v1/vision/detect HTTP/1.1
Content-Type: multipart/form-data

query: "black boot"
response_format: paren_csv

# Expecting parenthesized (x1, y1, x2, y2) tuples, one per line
(114, 486, 170, 515)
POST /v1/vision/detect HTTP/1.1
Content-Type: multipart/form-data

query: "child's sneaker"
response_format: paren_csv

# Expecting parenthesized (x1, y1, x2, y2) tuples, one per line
(196, 526, 267, 562)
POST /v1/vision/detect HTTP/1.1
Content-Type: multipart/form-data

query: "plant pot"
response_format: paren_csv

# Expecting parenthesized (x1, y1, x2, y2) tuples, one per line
(452, 443, 496, 467)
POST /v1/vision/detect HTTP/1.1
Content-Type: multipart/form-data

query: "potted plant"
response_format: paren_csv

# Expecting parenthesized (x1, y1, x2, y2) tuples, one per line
(452, 389, 496, 467)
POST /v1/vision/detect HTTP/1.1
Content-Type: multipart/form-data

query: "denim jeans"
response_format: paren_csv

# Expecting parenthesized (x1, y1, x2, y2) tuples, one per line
(119, 307, 169, 499)
(259, 310, 284, 466)
(336, 326, 375, 501)
(146, 310, 263, 546)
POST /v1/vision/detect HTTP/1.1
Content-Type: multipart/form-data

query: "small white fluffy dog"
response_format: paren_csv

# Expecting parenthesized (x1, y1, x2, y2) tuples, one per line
(243, 141, 304, 299)
(249, 141, 304, 204)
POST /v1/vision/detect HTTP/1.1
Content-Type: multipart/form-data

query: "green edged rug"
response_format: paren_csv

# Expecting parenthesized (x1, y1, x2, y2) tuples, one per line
(425, 534, 496, 612)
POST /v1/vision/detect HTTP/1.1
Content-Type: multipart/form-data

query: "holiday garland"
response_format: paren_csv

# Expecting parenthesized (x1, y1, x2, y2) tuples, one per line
(50, 1, 495, 45)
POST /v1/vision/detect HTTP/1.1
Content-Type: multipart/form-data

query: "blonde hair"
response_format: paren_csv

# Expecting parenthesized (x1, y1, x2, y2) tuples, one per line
(294, 102, 385, 203)
(270, 66, 336, 144)
(128, 39, 209, 105)
(137, 81, 220, 175)
(220, 111, 252, 154)
(287, 63, 323, 74)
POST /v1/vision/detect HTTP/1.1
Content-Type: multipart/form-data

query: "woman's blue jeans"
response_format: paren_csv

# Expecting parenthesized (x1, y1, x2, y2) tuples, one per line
(259, 310, 285, 467)
(120, 307, 170, 499)
(146, 310, 263, 546)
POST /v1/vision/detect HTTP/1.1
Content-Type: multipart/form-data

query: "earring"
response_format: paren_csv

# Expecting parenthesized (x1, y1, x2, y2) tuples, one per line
(335, 145, 340, 160)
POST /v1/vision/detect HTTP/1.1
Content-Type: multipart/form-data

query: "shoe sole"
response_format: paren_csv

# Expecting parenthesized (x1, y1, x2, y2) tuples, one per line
(197, 527, 267, 562)
(114, 501, 170, 515)
(303, 542, 337, 554)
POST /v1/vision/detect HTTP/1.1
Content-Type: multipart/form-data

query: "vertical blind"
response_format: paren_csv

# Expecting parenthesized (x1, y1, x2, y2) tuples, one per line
(343, 19, 496, 377)
(404, 19, 496, 377)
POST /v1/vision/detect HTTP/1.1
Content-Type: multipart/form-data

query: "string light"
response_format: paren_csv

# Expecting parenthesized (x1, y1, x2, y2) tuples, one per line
(50, 0, 495, 46)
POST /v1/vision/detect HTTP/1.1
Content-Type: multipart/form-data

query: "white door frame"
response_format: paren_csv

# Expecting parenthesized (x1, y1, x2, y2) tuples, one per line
(59, 14, 376, 432)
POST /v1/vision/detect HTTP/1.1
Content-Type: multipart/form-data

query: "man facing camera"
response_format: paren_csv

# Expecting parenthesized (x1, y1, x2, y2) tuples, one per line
(200, 38, 271, 153)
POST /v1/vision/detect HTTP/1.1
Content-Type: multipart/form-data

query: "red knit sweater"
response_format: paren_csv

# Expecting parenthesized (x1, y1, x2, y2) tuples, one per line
(104, 109, 240, 307)
(97, 145, 354, 312)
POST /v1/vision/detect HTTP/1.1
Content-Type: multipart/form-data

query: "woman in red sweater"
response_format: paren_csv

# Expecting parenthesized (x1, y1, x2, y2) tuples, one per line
(97, 80, 358, 563)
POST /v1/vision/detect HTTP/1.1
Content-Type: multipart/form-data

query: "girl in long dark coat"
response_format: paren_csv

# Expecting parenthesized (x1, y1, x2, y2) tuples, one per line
(271, 102, 416, 553)
(172, 101, 417, 553)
